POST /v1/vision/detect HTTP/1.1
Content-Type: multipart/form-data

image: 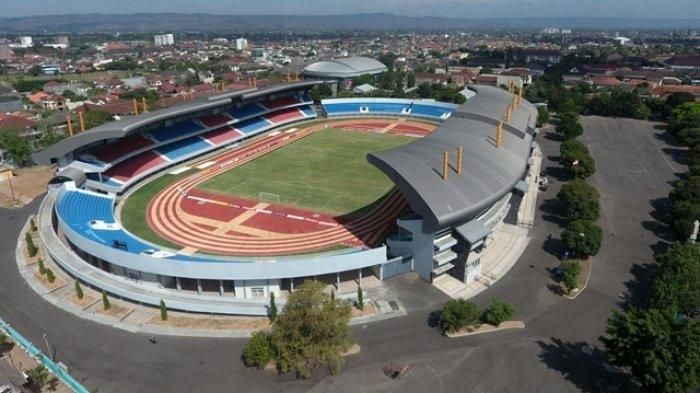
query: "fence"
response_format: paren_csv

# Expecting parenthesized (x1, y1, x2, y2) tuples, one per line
(0, 317, 90, 393)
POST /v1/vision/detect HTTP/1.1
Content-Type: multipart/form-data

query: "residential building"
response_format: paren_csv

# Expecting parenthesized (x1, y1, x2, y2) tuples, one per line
(154, 34, 175, 47)
(235, 38, 248, 51)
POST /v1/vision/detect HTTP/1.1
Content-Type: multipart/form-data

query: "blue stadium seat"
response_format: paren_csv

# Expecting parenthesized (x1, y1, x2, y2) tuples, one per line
(235, 117, 273, 135)
(227, 103, 268, 120)
(150, 121, 203, 142)
(56, 190, 151, 254)
(156, 136, 211, 161)
(300, 105, 317, 118)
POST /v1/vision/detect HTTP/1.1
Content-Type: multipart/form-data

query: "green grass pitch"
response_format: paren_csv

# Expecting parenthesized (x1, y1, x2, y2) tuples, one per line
(198, 128, 414, 216)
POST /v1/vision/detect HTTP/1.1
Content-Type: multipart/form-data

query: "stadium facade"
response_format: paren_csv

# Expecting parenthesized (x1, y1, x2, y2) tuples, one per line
(34, 81, 539, 315)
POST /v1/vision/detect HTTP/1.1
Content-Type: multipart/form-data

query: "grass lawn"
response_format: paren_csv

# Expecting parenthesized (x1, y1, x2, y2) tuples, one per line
(198, 128, 413, 216)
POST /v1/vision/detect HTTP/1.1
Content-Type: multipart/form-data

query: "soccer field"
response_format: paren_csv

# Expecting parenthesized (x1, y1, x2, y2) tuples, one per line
(198, 128, 413, 216)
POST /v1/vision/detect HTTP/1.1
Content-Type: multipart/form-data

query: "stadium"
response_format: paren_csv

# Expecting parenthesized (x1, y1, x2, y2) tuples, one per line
(33, 79, 539, 316)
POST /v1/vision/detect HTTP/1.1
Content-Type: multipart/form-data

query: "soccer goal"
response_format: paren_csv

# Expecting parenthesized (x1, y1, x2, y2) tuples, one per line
(258, 192, 280, 204)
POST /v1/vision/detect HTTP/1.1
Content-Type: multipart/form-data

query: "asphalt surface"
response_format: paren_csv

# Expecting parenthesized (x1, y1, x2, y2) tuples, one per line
(0, 116, 683, 392)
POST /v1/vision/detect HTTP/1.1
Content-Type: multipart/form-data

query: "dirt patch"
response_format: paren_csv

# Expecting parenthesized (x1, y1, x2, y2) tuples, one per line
(96, 303, 131, 319)
(65, 293, 97, 309)
(33, 270, 65, 292)
(148, 313, 270, 330)
(445, 321, 525, 337)
(23, 245, 44, 266)
(351, 303, 377, 318)
(0, 166, 54, 208)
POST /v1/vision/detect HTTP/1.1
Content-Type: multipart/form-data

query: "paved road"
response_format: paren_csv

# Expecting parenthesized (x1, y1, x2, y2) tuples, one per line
(0, 116, 681, 392)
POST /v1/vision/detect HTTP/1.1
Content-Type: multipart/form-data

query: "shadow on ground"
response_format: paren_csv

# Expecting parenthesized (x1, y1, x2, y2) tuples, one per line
(537, 338, 639, 393)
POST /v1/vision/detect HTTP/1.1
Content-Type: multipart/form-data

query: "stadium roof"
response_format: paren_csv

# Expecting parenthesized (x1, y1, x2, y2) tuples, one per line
(302, 57, 387, 79)
(33, 81, 322, 165)
(368, 85, 538, 233)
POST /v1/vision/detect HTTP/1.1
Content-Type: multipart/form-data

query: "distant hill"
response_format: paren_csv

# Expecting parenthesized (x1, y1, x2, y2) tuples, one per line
(0, 13, 697, 33)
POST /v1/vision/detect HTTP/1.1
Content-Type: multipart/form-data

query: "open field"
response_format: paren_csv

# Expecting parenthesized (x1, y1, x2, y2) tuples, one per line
(198, 128, 413, 215)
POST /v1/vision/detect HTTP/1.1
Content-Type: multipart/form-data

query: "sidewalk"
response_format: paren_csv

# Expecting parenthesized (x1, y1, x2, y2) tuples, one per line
(17, 217, 405, 338)
(433, 144, 541, 300)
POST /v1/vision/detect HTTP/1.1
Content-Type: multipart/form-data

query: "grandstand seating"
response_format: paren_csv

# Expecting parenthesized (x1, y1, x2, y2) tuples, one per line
(264, 107, 305, 124)
(155, 136, 211, 161)
(234, 117, 272, 135)
(149, 121, 203, 142)
(227, 103, 268, 120)
(104, 151, 166, 182)
(410, 104, 453, 118)
(300, 106, 317, 118)
(90, 135, 154, 164)
(260, 97, 301, 111)
(322, 99, 458, 120)
(86, 173, 124, 188)
(200, 114, 233, 128)
(201, 127, 244, 145)
(57, 189, 151, 253)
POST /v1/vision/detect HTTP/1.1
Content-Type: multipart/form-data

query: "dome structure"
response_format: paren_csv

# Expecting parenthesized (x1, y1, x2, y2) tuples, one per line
(302, 57, 388, 79)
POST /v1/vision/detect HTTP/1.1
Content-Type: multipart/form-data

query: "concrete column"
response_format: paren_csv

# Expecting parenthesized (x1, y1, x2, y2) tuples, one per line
(379, 264, 384, 282)
(336, 272, 340, 289)
(196, 279, 202, 295)
(290, 278, 294, 292)
(219, 280, 224, 296)
(175, 277, 181, 291)
(358, 268, 363, 289)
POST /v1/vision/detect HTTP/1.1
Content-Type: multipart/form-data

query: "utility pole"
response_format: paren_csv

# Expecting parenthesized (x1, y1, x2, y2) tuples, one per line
(8, 174, 17, 205)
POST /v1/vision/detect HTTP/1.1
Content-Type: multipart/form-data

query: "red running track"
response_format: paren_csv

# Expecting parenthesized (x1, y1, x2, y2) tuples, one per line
(143, 119, 421, 255)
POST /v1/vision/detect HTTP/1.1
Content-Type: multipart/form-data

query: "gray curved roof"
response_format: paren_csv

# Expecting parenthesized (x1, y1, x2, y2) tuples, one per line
(368, 85, 538, 233)
(33, 81, 322, 165)
(302, 57, 387, 78)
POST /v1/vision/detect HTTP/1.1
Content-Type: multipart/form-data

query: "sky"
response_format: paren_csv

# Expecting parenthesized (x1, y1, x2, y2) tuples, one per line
(2, 0, 700, 20)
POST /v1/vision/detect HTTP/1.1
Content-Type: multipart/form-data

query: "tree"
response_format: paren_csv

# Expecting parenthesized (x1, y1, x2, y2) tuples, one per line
(356, 285, 364, 310)
(0, 130, 32, 165)
(269, 280, 353, 378)
(482, 300, 515, 326)
(309, 84, 332, 102)
(676, 127, 700, 147)
(668, 102, 700, 135)
(536, 106, 550, 127)
(75, 279, 84, 300)
(586, 89, 650, 119)
(61, 89, 87, 102)
(562, 220, 603, 258)
(601, 308, 700, 393)
(651, 243, 700, 317)
(560, 140, 596, 179)
(441, 299, 480, 333)
(160, 299, 168, 321)
(556, 117, 583, 140)
(102, 291, 110, 310)
(268, 292, 277, 321)
(557, 180, 600, 220)
(27, 365, 49, 388)
(28, 65, 42, 76)
(0, 333, 7, 346)
(666, 92, 696, 111)
(242, 331, 273, 369)
(46, 268, 55, 283)
(25, 232, 38, 257)
(561, 260, 582, 294)
(406, 72, 416, 88)
(83, 110, 114, 129)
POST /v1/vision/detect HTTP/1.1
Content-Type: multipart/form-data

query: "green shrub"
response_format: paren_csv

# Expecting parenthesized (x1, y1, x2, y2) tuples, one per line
(27, 365, 49, 388)
(160, 299, 168, 321)
(268, 292, 277, 321)
(46, 268, 55, 283)
(25, 232, 38, 257)
(556, 116, 583, 140)
(561, 260, 583, 294)
(75, 280, 84, 299)
(102, 291, 110, 310)
(38, 258, 46, 275)
(242, 331, 273, 369)
(30, 217, 37, 232)
(482, 300, 515, 326)
(441, 299, 480, 333)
